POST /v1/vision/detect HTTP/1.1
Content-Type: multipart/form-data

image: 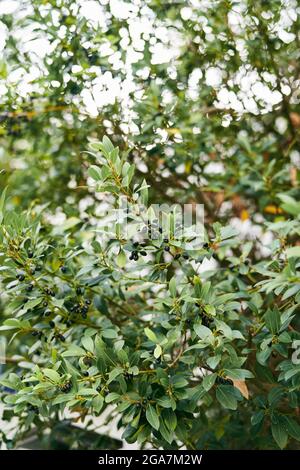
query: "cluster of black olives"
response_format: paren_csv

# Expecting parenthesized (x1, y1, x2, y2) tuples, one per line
(124, 372, 134, 380)
(196, 303, 214, 328)
(31, 330, 43, 339)
(60, 381, 72, 393)
(69, 297, 91, 319)
(216, 376, 233, 386)
(129, 241, 147, 261)
(27, 404, 39, 414)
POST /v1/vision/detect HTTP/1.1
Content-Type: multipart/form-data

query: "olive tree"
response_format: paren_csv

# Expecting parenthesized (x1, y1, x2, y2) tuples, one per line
(0, 0, 300, 450)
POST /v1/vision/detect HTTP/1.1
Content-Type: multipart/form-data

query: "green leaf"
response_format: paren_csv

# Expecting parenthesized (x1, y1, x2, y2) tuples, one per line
(286, 246, 300, 258)
(0, 186, 7, 224)
(194, 324, 213, 341)
(102, 329, 118, 339)
(202, 373, 217, 391)
(154, 344, 162, 359)
(116, 250, 126, 268)
(105, 392, 120, 403)
(146, 404, 160, 431)
(216, 385, 238, 410)
(163, 409, 177, 431)
(81, 336, 94, 353)
(102, 136, 114, 154)
(169, 276, 177, 297)
(93, 395, 104, 413)
(264, 308, 280, 334)
(144, 327, 158, 343)
(43, 369, 61, 383)
(271, 422, 288, 449)
(88, 165, 102, 181)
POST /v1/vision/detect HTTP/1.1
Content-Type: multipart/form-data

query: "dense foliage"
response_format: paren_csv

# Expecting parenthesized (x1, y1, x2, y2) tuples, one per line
(0, 0, 300, 450)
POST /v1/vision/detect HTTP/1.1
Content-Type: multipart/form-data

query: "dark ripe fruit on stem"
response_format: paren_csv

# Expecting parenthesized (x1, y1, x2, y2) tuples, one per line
(66, 320, 72, 327)
(17, 274, 25, 281)
(28, 250, 33, 258)
(142, 399, 148, 405)
(31, 330, 39, 336)
(163, 238, 169, 243)
(96, 385, 101, 392)
(26, 283, 34, 292)
(140, 250, 147, 256)
(164, 246, 170, 252)
(43, 301, 48, 307)
(58, 334, 65, 342)
(83, 356, 93, 366)
(49, 321, 55, 328)
(76, 287, 83, 295)
(183, 253, 189, 260)
(85, 299, 91, 305)
(61, 381, 72, 393)
(28, 404, 39, 414)
(203, 243, 209, 249)
(174, 253, 181, 260)
(82, 371, 89, 377)
(60, 266, 67, 273)
(44, 309, 51, 316)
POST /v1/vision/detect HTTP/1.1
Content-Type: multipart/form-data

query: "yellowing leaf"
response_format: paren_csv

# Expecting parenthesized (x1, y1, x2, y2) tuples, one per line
(232, 379, 249, 399)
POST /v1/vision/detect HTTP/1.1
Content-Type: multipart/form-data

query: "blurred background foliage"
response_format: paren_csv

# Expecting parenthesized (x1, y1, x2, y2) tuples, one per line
(0, 0, 299, 222)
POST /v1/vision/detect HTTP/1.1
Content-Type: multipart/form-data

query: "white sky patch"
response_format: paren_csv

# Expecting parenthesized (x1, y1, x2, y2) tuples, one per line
(205, 67, 223, 88)
(0, 22, 8, 52)
(0, 0, 18, 15)
(79, 1, 107, 28)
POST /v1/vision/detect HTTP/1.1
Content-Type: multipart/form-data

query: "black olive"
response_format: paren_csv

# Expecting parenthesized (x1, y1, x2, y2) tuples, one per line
(85, 299, 91, 305)
(140, 250, 147, 256)
(31, 330, 39, 337)
(44, 309, 51, 317)
(60, 266, 67, 273)
(61, 381, 72, 393)
(28, 250, 33, 258)
(174, 253, 181, 260)
(26, 282, 34, 292)
(58, 334, 65, 342)
(76, 287, 83, 295)
(203, 243, 209, 249)
(82, 371, 89, 377)
(49, 321, 55, 328)
(43, 301, 48, 307)
(164, 246, 170, 252)
(17, 274, 25, 281)
(83, 356, 93, 367)
(183, 253, 189, 260)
